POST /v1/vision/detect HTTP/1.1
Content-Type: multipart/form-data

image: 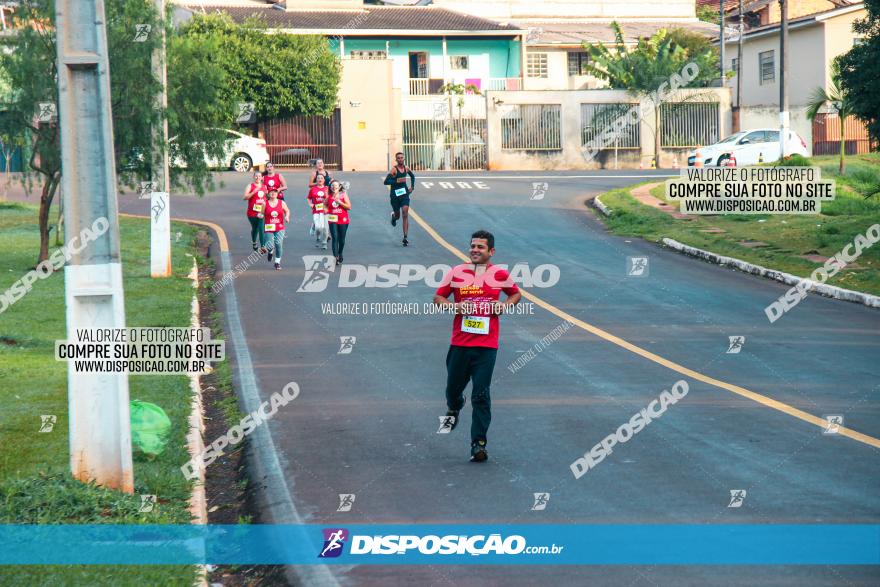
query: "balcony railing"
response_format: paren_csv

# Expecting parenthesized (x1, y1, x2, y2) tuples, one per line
(485, 78, 523, 91)
(408, 78, 429, 96)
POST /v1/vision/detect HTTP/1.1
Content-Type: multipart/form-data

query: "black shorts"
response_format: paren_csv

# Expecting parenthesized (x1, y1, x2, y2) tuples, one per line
(390, 194, 410, 213)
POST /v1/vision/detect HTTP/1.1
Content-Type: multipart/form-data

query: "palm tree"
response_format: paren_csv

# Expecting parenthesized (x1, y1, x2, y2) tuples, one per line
(806, 65, 853, 174)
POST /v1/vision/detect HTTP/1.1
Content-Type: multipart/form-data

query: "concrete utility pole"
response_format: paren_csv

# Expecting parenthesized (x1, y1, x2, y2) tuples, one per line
(151, 0, 171, 277)
(736, 0, 744, 131)
(55, 0, 134, 492)
(779, 0, 790, 159)
(720, 1, 726, 86)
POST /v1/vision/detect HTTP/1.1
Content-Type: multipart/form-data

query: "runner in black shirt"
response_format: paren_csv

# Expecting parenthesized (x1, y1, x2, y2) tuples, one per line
(383, 152, 415, 246)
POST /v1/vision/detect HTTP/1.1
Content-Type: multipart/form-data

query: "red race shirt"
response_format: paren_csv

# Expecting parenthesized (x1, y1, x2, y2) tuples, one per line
(263, 200, 285, 232)
(308, 186, 330, 214)
(327, 195, 349, 224)
(246, 184, 267, 218)
(435, 264, 519, 349)
(262, 173, 283, 191)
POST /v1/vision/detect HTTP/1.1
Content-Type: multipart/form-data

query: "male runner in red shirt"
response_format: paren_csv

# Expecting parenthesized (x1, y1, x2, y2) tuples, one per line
(433, 230, 521, 462)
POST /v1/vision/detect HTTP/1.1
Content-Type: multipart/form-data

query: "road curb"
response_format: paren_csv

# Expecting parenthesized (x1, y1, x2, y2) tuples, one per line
(661, 237, 880, 309)
(186, 258, 209, 587)
(593, 194, 612, 216)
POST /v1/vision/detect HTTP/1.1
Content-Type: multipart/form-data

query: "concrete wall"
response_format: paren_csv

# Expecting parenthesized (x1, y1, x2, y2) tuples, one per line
(433, 0, 695, 20)
(338, 59, 397, 171)
(485, 88, 731, 170)
(738, 106, 812, 155)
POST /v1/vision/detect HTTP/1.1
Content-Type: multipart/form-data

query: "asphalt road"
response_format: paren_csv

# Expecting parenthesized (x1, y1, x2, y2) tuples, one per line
(121, 169, 880, 587)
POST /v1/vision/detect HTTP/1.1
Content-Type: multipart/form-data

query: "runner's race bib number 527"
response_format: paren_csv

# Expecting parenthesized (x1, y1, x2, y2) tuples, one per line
(264, 223, 276, 232)
(461, 315, 489, 335)
(394, 187, 407, 197)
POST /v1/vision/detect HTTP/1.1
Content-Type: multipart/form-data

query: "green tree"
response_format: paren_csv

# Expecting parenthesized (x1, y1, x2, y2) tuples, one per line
(178, 13, 341, 119)
(696, 4, 721, 25)
(837, 0, 880, 148)
(583, 22, 718, 164)
(0, 0, 234, 264)
(806, 62, 855, 174)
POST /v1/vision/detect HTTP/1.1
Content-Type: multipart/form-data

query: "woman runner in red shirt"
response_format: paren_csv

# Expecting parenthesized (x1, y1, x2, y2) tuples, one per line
(244, 170, 267, 252)
(263, 189, 290, 271)
(262, 161, 287, 200)
(327, 180, 351, 264)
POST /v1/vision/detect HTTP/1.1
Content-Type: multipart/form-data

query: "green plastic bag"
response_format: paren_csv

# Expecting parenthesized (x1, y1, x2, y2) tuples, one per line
(130, 400, 171, 456)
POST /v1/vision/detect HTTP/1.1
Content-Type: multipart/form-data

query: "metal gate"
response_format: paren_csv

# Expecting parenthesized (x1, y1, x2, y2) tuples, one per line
(812, 112, 875, 155)
(260, 109, 342, 168)
(402, 96, 487, 170)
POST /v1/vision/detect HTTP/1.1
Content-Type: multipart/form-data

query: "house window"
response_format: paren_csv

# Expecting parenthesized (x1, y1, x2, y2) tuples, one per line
(350, 50, 387, 60)
(449, 55, 469, 70)
(526, 53, 548, 78)
(567, 51, 590, 76)
(731, 57, 739, 75)
(759, 50, 774, 85)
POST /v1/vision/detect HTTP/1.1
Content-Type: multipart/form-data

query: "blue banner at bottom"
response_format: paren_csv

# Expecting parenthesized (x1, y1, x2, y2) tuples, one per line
(0, 525, 877, 565)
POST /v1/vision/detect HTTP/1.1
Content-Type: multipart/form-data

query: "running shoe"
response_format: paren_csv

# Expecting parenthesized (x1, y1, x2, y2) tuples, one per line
(470, 440, 488, 462)
(391, 211, 397, 227)
(322, 243, 328, 250)
(338, 256, 343, 264)
(402, 236, 408, 247)
(274, 262, 281, 271)
(259, 247, 267, 254)
(252, 242, 258, 251)
(267, 250, 274, 262)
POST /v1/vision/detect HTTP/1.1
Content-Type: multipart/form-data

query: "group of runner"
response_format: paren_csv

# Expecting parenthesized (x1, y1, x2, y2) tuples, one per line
(242, 153, 515, 462)
(243, 159, 351, 270)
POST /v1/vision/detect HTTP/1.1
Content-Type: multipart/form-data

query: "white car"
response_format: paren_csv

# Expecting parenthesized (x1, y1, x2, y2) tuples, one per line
(172, 129, 270, 172)
(688, 128, 809, 167)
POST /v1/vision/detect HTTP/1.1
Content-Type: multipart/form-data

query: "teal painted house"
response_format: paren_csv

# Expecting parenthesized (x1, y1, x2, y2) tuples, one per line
(178, 4, 525, 94)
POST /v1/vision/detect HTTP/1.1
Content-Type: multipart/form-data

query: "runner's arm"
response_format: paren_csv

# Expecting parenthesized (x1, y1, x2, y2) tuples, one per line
(339, 194, 351, 210)
(279, 174, 288, 191)
(243, 185, 253, 200)
(407, 168, 416, 192)
(383, 171, 396, 186)
(282, 201, 291, 222)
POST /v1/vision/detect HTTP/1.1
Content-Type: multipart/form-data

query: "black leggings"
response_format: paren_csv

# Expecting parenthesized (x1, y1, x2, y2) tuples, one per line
(329, 223, 348, 258)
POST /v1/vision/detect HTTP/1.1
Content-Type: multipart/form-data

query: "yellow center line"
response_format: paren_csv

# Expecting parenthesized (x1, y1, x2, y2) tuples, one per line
(408, 208, 880, 449)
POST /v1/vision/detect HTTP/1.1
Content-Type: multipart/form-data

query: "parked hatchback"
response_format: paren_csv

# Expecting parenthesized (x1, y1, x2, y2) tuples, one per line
(688, 129, 809, 166)
(170, 129, 270, 172)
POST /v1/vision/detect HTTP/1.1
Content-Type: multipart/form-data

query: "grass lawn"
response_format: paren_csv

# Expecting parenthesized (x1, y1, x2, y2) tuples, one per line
(598, 153, 880, 295)
(0, 201, 202, 585)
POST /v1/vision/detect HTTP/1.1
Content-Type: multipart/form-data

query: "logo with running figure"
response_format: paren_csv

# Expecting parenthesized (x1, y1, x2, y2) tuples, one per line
(627, 256, 649, 277)
(39, 415, 57, 433)
(437, 414, 456, 434)
(531, 182, 549, 200)
(337, 494, 356, 512)
(727, 336, 745, 354)
(338, 336, 356, 354)
(298, 255, 336, 293)
(728, 489, 747, 508)
(318, 528, 349, 558)
(823, 415, 844, 435)
(531, 492, 550, 511)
